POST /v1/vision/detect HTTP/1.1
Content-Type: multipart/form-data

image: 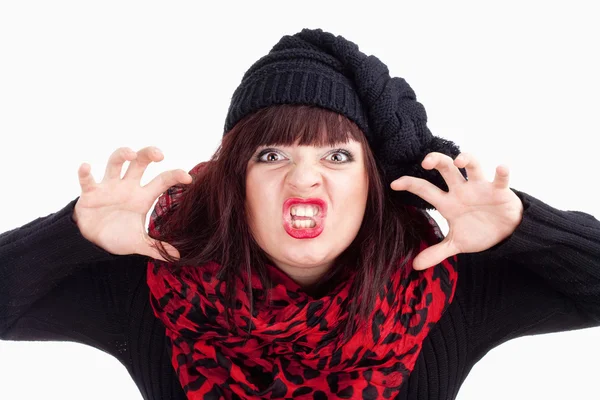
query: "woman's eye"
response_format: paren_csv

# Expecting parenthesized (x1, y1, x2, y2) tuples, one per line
(257, 151, 285, 163)
(327, 150, 354, 164)
(327, 151, 349, 163)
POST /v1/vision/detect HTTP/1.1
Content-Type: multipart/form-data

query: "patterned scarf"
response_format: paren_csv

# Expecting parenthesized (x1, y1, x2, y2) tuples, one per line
(146, 162, 458, 399)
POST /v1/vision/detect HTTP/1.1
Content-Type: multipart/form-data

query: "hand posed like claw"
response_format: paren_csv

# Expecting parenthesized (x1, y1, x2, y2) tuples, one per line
(391, 152, 524, 271)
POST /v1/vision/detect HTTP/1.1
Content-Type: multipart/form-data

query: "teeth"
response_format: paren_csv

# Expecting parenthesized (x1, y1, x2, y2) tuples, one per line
(290, 205, 319, 217)
(292, 219, 316, 229)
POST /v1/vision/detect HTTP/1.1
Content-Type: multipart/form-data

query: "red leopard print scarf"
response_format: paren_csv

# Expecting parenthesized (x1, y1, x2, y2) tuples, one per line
(146, 162, 458, 399)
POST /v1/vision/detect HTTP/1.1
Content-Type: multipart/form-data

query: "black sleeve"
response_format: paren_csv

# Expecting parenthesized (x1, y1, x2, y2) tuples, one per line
(455, 189, 600, 364)
(0, 197, 146, 361)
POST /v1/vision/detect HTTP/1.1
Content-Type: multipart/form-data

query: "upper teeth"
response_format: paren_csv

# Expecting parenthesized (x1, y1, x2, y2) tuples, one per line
(291, 205, 319, 217)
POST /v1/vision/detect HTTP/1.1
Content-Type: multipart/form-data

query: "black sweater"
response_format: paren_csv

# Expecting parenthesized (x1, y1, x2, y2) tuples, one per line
(1, 189, 599, 400)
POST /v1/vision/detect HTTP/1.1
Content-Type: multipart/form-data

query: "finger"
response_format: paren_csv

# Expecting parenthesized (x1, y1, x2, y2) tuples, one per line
(492, 164, 510, 189)
(123, 146, 164, 181)
(413, 238, 457, 270)
(453, 152, 486, 182)
(422, 152, 467, 188)
(391, 176, 448, 210)
(143, 169, 193, 201)
(77, 162, 97, 193)
(104, 147, 137, 181)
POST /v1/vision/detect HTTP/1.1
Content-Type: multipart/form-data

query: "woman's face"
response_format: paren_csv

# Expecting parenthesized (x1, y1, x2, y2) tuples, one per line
(245, 137, 369, 286)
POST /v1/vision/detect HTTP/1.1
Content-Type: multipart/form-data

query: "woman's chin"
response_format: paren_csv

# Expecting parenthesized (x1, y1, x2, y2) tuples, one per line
(280, 249, 331, 269)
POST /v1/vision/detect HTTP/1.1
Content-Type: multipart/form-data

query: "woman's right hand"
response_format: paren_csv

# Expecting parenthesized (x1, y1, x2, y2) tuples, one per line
(72, 146, 193, 261)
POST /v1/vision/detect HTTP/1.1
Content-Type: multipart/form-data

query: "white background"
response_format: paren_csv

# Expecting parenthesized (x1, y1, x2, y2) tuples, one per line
(1, 1, 599, 399)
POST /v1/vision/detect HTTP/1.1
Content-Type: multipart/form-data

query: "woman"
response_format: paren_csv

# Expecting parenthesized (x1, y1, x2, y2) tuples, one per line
(1, 28, 599, 400)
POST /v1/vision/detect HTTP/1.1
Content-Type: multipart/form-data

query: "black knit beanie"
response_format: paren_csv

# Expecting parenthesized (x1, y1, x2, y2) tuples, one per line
(223, 28, 467, 211)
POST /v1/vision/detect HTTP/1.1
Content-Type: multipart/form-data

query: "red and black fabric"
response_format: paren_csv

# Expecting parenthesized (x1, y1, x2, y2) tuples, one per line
(146, 162, 459, 400)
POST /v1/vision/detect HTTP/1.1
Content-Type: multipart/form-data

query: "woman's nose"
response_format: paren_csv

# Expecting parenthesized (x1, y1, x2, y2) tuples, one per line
(286, 161, 322, 191)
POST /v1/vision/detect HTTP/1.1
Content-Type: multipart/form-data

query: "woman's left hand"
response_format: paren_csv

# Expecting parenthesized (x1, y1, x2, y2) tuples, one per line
(390, 152, 524, 271)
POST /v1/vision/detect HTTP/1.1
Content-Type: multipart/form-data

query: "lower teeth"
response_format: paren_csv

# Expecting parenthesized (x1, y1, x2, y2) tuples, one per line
(292, 219, 316, 229)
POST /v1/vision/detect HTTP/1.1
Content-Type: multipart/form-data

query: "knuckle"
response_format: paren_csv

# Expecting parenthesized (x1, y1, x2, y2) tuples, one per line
(111, 147, 131, 161)
(438, 159, 452, 170)
(161, 171, 175, 185)
(159, 172, 169, 185)
(442, 153, 454, 163)
(410, 177, 424, 188)
(145, 146, 160, 156)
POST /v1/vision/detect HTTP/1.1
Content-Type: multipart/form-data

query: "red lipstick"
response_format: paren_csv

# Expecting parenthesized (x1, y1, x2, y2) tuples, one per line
(282, 198, 327, 239)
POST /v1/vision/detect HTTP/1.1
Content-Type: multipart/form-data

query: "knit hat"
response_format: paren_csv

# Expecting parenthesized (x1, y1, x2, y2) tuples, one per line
(224, 28, 467, 210)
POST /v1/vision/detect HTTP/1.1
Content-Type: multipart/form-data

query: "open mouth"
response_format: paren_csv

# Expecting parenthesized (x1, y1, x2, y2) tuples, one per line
(290, 204, 320, 229)
(282, 198, 327, 239)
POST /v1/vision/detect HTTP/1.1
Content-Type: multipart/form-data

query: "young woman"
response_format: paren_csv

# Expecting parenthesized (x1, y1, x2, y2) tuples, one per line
(1, 28, 599, 400)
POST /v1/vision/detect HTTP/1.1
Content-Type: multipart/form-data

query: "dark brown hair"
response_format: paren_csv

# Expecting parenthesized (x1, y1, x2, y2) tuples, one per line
(152, 104, 423, 338)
